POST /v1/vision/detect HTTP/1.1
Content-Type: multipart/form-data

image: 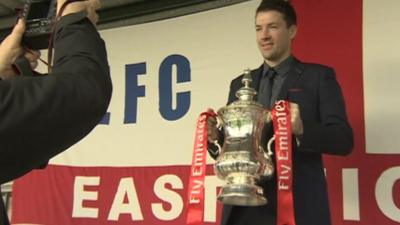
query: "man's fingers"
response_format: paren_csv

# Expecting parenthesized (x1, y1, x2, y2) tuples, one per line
(90, 0, 101, 10)
(86, 8, 99, 24)
(290, 103, 298, 121)
(207, 116, 219, 142)
(11, 19, 25, 45)
(21, 50, 40, 70)
(24, 50, 40, 61)
(289, 102, 303, 136)
(86, 0, 101, 24)
(289, 102, 299, 109)
(14, 19, 25, 34)
(56, 0, 102, 24)
(30, 60, 38, 69)
(207, 116, 217, 123)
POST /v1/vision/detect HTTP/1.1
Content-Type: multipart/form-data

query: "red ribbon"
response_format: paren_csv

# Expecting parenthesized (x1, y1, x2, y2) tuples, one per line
(186, 111, 217, 225)
(272, 100, 296, 225)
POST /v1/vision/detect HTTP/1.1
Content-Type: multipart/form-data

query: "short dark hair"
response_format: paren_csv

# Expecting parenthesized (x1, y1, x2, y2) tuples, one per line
(256, 0, 297, 27)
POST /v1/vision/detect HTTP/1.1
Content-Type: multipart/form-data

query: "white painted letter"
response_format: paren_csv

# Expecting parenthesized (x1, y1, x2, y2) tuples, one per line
(376, 166, 400, 222)
(342, 168, 360, 221)
(152, 174, 183, 220)
(108, 178, 143, 221)
(204, 176, 224, 223)
(72, 176, 100, 218)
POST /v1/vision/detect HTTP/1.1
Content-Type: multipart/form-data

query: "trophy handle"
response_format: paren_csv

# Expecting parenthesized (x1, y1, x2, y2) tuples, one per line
(266, 135, 275, 156)
(264, 110, 272, 123)
(259, 141, 275, 179)
(213, 114, 223, 155)
(213, 140, 222, 155)
(216, 115, 223, 129)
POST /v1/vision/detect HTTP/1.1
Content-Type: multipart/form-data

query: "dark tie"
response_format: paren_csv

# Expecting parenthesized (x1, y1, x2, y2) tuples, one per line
(258, 68, 277, 109)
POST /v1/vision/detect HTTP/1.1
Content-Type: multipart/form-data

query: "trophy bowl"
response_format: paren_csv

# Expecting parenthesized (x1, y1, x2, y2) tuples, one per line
(214, 69, 274, 206)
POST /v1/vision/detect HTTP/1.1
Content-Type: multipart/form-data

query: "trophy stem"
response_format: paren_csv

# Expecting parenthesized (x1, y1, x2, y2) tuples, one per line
(217, 173, 267, 206)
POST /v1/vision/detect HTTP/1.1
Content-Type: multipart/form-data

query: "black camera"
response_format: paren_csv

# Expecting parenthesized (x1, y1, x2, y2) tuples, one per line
(21, 0, 57, 50)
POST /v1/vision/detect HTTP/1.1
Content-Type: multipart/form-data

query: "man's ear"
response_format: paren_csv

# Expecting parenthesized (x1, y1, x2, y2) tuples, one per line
(289, 25, 297, 39)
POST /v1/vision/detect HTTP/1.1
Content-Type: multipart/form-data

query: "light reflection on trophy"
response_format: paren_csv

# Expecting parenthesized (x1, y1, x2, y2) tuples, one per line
(213, 69, 274, 206)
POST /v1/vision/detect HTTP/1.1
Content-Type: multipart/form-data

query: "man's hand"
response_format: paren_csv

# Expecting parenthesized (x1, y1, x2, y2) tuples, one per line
(207, 109, 220, 143)
(290, 102, 303, 137)
(0, 19, 40, 79)
(57, 0, 101, 24)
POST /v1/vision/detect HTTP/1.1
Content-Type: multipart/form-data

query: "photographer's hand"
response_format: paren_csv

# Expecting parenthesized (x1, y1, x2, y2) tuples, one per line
(57, 0, 101, 24)
(0, 19, 40, 79)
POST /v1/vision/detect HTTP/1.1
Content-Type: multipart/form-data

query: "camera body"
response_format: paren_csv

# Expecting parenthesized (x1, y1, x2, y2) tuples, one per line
(21, 0, 57, 50)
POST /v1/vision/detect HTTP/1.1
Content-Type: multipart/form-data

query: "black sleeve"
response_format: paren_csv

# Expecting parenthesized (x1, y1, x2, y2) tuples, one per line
(299, 68, 353, 155)
(0, 14, 112, 184)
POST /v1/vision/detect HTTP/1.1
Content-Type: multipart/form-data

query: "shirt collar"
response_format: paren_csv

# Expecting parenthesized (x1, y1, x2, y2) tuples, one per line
(263, 55, 295, 77)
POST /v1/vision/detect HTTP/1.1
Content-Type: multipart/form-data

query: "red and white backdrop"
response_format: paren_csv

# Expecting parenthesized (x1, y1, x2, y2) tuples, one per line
(10, 0, 400, 224)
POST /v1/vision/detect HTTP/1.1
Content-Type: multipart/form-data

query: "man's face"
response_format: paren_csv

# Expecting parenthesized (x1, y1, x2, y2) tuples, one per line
(255, 10, 297, 66)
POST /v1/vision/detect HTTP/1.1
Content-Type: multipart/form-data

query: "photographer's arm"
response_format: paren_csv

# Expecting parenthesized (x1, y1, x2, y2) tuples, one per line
(0, 7, 112, 184)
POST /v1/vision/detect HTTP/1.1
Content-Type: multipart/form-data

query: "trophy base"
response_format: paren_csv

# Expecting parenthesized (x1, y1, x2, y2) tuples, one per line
(218, 183, 267, 206)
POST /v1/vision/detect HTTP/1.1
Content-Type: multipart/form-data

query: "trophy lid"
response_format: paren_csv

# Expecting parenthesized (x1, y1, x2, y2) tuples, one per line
(217, 68, 267, 117)
(235, 69, 257, 102)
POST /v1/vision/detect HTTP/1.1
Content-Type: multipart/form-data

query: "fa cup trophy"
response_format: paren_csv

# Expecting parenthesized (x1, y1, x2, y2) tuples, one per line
(213, 69, 274, 206)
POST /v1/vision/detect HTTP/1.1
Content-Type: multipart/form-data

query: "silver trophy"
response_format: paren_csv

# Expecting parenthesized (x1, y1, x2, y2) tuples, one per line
(213, 69, 274, 206)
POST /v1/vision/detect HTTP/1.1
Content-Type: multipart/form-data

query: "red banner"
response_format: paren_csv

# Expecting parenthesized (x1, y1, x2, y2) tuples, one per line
(186, 111, 217, 225)
(271, 100, 296, 225)
(12, 165, 222, 225)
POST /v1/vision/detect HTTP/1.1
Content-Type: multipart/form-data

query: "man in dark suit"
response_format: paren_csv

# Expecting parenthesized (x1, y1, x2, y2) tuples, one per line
(207, 0, 353, 225)
(0, 0, 112, 224)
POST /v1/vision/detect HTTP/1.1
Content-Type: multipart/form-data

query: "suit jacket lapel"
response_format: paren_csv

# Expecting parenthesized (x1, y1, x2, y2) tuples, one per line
(277, 58, 304, 101)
